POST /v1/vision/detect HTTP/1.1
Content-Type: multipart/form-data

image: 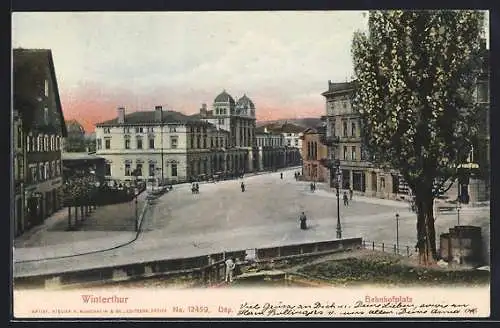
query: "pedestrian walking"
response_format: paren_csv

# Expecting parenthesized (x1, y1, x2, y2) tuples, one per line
(299, 212, 307, 230)
(280, 172, 283, 179)
(225, 257, 236, 283)
(241, 181, 245, 192)
(343, 191, 349, 206)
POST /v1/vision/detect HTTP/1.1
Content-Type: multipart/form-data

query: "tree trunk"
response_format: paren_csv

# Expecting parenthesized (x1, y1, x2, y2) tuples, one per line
(415, 190, 437, 265)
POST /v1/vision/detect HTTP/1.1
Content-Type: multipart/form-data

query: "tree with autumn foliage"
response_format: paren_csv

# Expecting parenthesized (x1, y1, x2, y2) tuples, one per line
(351, 10, 486, 263)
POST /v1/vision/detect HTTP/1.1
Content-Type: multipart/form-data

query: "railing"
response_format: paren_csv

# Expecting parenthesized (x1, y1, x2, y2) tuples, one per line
(362, 240, 415, 257)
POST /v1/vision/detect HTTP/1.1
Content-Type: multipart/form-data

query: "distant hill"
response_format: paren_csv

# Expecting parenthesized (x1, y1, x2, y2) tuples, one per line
(256, 117, 322, 129)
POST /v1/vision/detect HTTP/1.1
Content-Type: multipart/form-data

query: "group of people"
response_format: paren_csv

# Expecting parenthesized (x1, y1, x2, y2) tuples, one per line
(310, 182, 317, 192)
(294, 171, 301, 181)
(191, 183, 200, 194)
(343, 189, 353, 206)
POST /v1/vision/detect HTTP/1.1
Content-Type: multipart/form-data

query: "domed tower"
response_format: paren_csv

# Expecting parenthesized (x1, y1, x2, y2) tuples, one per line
(236, 94, 256, 118)
(213, 90, 236, 116)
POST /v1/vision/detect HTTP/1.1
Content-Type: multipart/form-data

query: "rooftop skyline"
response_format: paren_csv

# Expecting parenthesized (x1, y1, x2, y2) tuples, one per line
(12, 11, 489, 133)
(12, 11, 370, 132)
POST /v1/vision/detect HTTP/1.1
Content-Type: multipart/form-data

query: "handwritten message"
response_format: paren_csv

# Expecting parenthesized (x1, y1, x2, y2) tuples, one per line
(237, 301, 478, 317)
(14, 288, 488, 318)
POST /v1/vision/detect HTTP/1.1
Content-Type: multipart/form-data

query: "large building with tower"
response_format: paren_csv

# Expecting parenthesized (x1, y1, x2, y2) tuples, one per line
(94, 91, 300, 183)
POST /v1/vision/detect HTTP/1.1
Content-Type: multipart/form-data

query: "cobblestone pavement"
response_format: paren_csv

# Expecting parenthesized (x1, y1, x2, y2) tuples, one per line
(13, 169, 490, 276)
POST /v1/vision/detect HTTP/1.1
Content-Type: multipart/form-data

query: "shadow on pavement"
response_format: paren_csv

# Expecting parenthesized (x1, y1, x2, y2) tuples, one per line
(46, 200, 143, 232)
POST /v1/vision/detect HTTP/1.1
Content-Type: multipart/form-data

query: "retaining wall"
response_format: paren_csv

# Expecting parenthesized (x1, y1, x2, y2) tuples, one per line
(14, 238, 362, 289)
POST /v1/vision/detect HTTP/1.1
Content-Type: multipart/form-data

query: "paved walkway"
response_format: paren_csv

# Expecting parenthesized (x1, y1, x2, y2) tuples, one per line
(14, 191, 149, 261)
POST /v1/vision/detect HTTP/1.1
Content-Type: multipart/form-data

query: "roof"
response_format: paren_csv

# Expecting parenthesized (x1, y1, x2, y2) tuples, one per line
(62, 152, 105, 161)
(13, 48, 68, 137)
(302, 127, 319, 134)
(96, 110, 202, 126)
(214, 90, 235, 105)
(236, 94, 255, 109)
(321, 80, 356, 96)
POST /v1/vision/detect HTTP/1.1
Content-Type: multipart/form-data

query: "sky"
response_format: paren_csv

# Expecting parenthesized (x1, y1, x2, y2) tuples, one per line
(12, 11, 488, 133)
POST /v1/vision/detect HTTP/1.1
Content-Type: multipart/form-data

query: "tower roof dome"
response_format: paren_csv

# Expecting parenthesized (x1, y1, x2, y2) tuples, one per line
(214, 90, 235, 105)
(236, 94, 255, 109)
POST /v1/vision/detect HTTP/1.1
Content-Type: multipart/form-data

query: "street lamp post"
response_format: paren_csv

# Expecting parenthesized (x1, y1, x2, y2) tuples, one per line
(334, 159, 342, 239)
(135, 192, 138, 232)
(457, 201, 462, 264)
(395, 213, 400, 254)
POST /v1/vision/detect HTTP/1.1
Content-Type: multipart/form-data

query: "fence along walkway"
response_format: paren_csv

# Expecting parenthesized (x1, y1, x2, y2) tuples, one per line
(362, 240, 415, 257)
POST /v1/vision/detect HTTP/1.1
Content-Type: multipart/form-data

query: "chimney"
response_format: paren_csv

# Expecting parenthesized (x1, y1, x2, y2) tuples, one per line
(117, 107, 125, 124)
(200, 103, 207, 117)
(155, 105, 163, 122)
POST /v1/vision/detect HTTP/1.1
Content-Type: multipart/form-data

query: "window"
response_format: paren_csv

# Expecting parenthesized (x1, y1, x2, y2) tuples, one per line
(171, 163, 177, 177)
(136, 137, 143, 149)
(26, 135, 31, 152)
(351, 146, 356, 160)
(190, 137, 194, 149)
(170, 136, 178, 149)
(55, 136, 59, 150)
(31, 166, 37, 183)
(51, 161, 55, 178)
(125, 138, 131, 149)
(351, 122, 356, 137)
(149, 138, 155, 149)
(104, 128, 111, 134)
(17, 126, 22, 149)
(343, 146, 348, 160)
(169, 126, 177, 132)
(44, 136, 48, 151)
(105, 163, 111, 176)
(295, 139, 299, 146)
(343, 121, 348, 137)
(136, 164, 143, 176)
(135, 127, 144, 133)
(105, 139, 111, 149)
(147, 127, 155, 133)
(97, 139, 102, 150)
(38, 163, 43, 180)
(343, 101, 347, 109)
(149, 163, 155, 177)
(203, 137, 207, 149)
(125, 163, 131, 176)
(287, 140, 291, 146)
(44, 79, 49, 97)
(50, 136, 54, 150)
(197, 136, 201, 149)
(124, 127, 131, 133)
(211, 137, 214, 148)
(218, 119, 224, 125)
(44, 107, 49, 124)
